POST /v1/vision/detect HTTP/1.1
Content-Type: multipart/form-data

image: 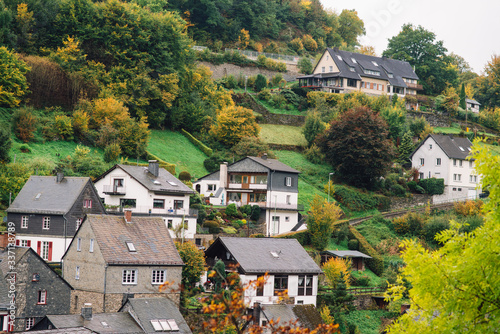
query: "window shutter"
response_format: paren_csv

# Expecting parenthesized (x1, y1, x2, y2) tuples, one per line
(48, 242, 53, 261)
(37, 241, 41, 255)
(16, 239, 20, 246)
(27, 240, 31, 247)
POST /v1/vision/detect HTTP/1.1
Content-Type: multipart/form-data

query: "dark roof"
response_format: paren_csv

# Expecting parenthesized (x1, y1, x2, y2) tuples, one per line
(0, 267, 10, 309)
(43, 313, 144, 333)
(466, 98, 480, 105)
(261, 304, 297, 327)
(206, 237, 322, 274)
(120, 298, 192, 334)
(246, 156, 300, 174)
(82, 214, 183, 266)
(28, 327, 94, 333)
(96, 165, 194, 195)
(410, 134, 473, 160)
(321, 250, 372, 259)
(7, 176, 93, 214)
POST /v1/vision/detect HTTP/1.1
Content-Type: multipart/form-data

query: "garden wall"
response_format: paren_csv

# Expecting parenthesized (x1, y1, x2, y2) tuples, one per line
(199, 61, 301, 82)
(389, 194, 432, 211)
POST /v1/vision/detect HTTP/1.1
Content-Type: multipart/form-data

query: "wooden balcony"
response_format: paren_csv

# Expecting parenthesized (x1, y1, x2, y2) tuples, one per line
(406, 82, 423, 90)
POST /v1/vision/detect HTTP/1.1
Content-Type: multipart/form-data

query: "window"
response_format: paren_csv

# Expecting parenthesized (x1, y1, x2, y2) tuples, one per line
(388, 73, 394, 78)
(336, 55, 342, 60)
(459, 160, 463, 167)
(43, 217, 50, 230)
(351, 58, 357, 64)
(329, 66, 333, 72)
(420, 158, 424, 166)
(321, 66, 325, 73)
(285, 216, 290, 222)
(469, 161, 473, 168)
(453, 159, 457, 166)
(75, 266, 80, 280)
(120, 198, 136, 208)
(89, 239, 94, 253)
(153, 199, 165, 209)
(174, 200, 183, 209)
(38, 290, 47, 304)
(122, 269, 137, 284)
(298, 275, 313, 296)
(21, 240, 31, 247)
(39, 241, 52, 261)
(21, 216, 28, 228)
(76, 218, 82, 230)
(436, 158, 441, 166)
(207, 184, 217, 191)
(285, 177, 292, 187)
(256, 275, 264, 296)
(77, 238, 81, 252)
(286, 195, 291, 205)
(83, 199, 92, 208)
(167, 220, 173, 229)
(32, 273, 40, 282)
(429, 144, 432, 149)
(152, 270, 166, 284)
(349, 66, 355, 72)
(363, 69, 380, 76)
(470, 175, 478, 183)
(419, 172, 424, 180)
(347, 79, 357, 87)
(230, 174, 243, 183)
(26, 318, 35, 330)
(326, 55, 329, 60)
(453, 174, 462, 181)
(274, 275, 288, 295)
(126, 242, 136, 252)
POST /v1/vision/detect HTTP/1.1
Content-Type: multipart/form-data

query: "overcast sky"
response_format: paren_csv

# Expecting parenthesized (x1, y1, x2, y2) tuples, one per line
(320, 0, 500, 74)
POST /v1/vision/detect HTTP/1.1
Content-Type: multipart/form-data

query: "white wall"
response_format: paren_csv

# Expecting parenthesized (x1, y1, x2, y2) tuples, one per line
(15, 234, 71, 262)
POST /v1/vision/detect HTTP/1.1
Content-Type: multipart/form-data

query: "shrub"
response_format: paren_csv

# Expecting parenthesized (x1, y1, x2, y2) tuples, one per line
(419, 178, 444, 195)
(54, 115, 74, 140)
(254, 74, 268, 93)
(203, 220, 220, 233)
(454, 200, 483, 216)
(240, 205, 252, 216)
(179, 171, 192, 181)
(333, 185, 390, 212)
(271, 74, 284, 87)
(423, 218, 450, 245)
(103, 143, 121, 163)
(12, 108, 37, 143)
(279, 230, 311, 245)
(393, 212, 426, 236)
(250, 205, 261, 221)
(225, 203, 238, 217)
(181, 129, 213, 156)
(354, 275, 371, 287)
(348, 239, 359, 250)
(348, 227, 384, 275)
(301, 34, 318, 51)
(460, 215, 484, 234)
(204, 155, 224, 173)
(390, 183, 407, 197)
(257, 88, 272, 101)
(304, 144, 325, 164)
(19, 144, 31, 153)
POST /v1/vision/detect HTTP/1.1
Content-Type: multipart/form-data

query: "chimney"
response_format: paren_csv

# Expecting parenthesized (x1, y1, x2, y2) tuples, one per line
(262, 153, 268, 160)
(148, 160, 159, 177)
(56, 172, 64, 183)
(124, 209, 132, 223)
(220, 162, 228, 189)
(81, 303, 92, 320)
(252, 302, 261, 326)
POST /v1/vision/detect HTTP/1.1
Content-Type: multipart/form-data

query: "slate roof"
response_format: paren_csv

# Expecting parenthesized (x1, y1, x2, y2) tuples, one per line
(42, 313, 144, 333)
(410, 134, 473, 160)
(321, 250, 372, 259)
(27, 328, 94, 334)
(121, 298, 192, 334)
(466, 98, 481, 105)
(0, 267, 10, 310)
(0, 246, 29, 276)
(261, 304, 297, 327)
(206, 237, 322, 275)
(81, 214, 183, 266)
(95, 165, 194, 195)
(7, 176, 93, 215)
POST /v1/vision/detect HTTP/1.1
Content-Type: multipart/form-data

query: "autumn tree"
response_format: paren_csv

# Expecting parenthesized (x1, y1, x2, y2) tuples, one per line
(0, 46, 30, 107)
(303, 111, 326, 146)
(476, 54, 500, 108)
(322, 257, 351, 289)
(297, 57, 313, 74)
(357, 45, 377, 56)
(385, 141, 500, 333)
(337, 9, 365, 46)
(307, 195, 343, 251)
(175, 241, 206, 289)
(238, 28, 250, 49)
(210, 106, 260, 146)
(318, 106, 396, 188)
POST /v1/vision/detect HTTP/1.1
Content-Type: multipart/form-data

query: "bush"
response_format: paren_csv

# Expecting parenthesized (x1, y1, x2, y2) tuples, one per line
(392, 212, 426, 237)
(460, 215, 484, 234)
(254, 74, 268, 93)
(423, 218, 450, 245)
(333, 185, 391, 212)
(240, 205, 252, 216)
(348, 227, 384, 275)
(250, 205, 261, 221)
(12, 108, 37, 143)
(279, 230, 311, 246)
(179, 171, 192, 181)
(271, 73, 283, 87)
(257, 88, 271, 101)
(304, 144, 325, 164)
(348, 239, 359, 250)
(203, 220, 220, 233)
(103, 143, 121, 163)
(454, 200, 483, 216)
(225, 203, 238, 217)
(181, 129, 213, 157)
(419, 178, 444, 195)
(204, 155, 225, 173)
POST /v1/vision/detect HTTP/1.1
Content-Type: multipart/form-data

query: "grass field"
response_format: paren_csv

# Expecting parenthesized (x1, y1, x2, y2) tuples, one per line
(343, 310, 395, 334)
(260, 124, 307, 146)
(147, 130, 209, 178)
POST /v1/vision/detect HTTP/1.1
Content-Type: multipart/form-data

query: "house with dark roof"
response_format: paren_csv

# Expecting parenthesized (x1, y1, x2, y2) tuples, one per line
(193, 155, 303, 236)
(255, 304, 323, 331)
(320, 250, 372, 271)
(0, 247, 72, 331)
(298, 48, 421, 108)
(62, 213, 184, 314)
(466, 98, 481, 113)
(7, 174, 106, 262)
(204, 237, 322, 307)
(410, 134, 482, 200)
(94, 161, 197, 240)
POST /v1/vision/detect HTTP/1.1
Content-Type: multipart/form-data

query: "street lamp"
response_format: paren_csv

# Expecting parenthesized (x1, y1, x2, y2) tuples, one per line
(328, 172, 334, 203)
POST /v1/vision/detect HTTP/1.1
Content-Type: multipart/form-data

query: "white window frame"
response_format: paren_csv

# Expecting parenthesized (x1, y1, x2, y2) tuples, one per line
(77, 238, 81, 252)
(75, 266, 80, 280)
(436, 158, 441, 166)
(122, 269, 138, 285)
(26, 318, 35, 330)
(89, 239, 94, 253)
(42, 217, 50, 230)
(321, 66, 325, 73)
(38, 290, 47, 304)
(151, 270, 166, 285)
(76, 218, 82, 230)
(84, 199, 92, 208)
(41, 241, 50, 260)
(420, 158, 424, 166)
(285, 177, 292, 187)
(21, 216, 28, 228)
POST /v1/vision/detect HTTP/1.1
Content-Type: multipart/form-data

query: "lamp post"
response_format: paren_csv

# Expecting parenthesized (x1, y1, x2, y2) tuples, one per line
(328, 172, 334, 203)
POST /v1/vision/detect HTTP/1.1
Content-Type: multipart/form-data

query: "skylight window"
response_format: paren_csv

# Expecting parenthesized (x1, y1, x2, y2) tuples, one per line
(153, 180, 161, 185)
(349, 67, 355, 72)
(35, 193, 41, 200)
(270, 251, 280, 258)
(467, 147, 471, 151)
(459, 146, 465, 151)
(167, 319, 179, 331)
(168, 181, 178, 186)
(101, 322, 110, 328)
(351, 58, 357, 64)
(150, 319, 178, 331)
(126, 242, 136, 252)
(372, 61, 379, 66)
(336, 55, 342, 60)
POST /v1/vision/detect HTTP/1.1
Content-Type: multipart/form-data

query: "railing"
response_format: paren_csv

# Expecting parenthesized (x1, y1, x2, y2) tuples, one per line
(107, 206, 198, 217)
(406, 82, 423, 90)
(346, 287, 386, 295)
(227, 201, 304, 211)
(103, 185, 126, 194)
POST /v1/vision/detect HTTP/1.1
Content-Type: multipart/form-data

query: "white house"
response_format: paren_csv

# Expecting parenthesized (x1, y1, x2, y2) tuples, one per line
(410, 134, 481, 201)
(193, 155, 303, 236)
(466, 98, 481, 113)
(94, 161, 198, 240)
(204, 237, 323, 307)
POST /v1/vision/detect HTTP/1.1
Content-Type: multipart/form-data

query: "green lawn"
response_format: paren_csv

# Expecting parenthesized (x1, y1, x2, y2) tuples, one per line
(147, 130, 209, 178)
(343, 310, 395, 334)
(260, 124, 307, 146)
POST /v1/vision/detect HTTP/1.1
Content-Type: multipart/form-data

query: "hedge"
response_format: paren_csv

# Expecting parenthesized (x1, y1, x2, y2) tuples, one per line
(418, 178, 444, 195)
(348, 226, 384, 275)
(278, 230, 311, 246)
(181, 129, 213, 157)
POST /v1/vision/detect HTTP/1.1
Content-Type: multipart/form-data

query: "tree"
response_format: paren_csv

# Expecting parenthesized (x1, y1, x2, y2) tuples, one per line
(398, 131, 414, 164)
(307, 195, 343, 251)
(303, 111, 326, 146)
(385, 142, 500, 333)
(297, 57, 313, 74)
(0, 46, 30, 107)
(442, 86, 459, 124)
(176, 241, 206, 289)
(459, 83, 466, 109)
(337, 9, 365, 46)
(383, 24, 457, 95)
(357, 45, 377, 56)
(231, 136, 272, 159)
(0, 124, 11, 163)
(318, 106, 396, 188)
(476, 55, 500, 109)
(254, 74, 267, 92)
(322, 257, 351, 289)
(210, 106, 260, 146)
(237, 28, 250, 49)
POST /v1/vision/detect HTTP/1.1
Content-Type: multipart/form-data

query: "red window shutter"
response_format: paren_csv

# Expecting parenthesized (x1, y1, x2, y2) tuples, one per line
(37, 241, 41, 255)
(27, 240, 31, 247)
(16, 239, 20, 246)
(48, 242, 53, 261)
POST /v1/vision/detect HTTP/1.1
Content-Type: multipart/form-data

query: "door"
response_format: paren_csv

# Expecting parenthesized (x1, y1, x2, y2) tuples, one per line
(242, 175, 250, 189)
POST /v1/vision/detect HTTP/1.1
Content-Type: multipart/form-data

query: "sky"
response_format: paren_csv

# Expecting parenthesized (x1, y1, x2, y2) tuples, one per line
(320, 0, 500, 74)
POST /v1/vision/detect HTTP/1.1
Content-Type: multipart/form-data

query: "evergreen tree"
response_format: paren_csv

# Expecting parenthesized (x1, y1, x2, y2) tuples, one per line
(398, 131, 414, 164)
(254, 74, 268, 92)
(0, 124, 11, 163)
(459, 83, 467, 109)
(303, 111, 326, 146)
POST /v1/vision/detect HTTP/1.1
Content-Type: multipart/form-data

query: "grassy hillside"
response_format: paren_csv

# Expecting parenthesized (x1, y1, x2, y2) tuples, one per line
(260, 124, 307, 146)
(147, 130, 209, 178)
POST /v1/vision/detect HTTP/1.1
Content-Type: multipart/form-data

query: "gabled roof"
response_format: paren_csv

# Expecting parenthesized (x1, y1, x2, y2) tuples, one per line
(260, 304, 322, 329)
(466, 98, 481, 105)
(321, 250, 372, 259)
(410, 134, 473, 160)
(0, 267, 10, 310)
(7, 176, 95, 215)
(120, 298, 192, 334)
(43, 313, 144, 333)
(95, 164, 194, 195)
(205, 237, 322, 275)
(77, 214, 183, 266)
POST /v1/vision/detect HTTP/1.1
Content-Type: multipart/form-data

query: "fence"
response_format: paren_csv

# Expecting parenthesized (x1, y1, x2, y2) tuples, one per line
(346, 287, 386, 295)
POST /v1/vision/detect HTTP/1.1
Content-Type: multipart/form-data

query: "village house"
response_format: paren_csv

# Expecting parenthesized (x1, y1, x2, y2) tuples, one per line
(94, 161, 198, 240)
(320, 250, 372, 271)
(298, 48, 421, 108)
(410, 134, 482, 201)
(62, 212, 183, 313)
(7, 175, 106, 262)
(0, 247, 72, 332)
(204, 237, 322, 307)
(193, 155, 303, 236)
(466, 98, 481, 113)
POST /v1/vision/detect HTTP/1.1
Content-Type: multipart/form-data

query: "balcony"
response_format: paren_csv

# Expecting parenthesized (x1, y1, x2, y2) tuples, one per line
(406, 82, 423, 90)
(103, 185, 126, 195)
(227, 201, 304, 211)
(106, 206, 198, 217)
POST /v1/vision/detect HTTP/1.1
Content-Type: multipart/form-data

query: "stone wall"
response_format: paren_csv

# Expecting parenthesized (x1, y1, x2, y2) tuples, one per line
(70, 290, 105, 314)
(199, 61, 302, 82)
(407, 111, 498, 134)
(389, 194, 433, 211)
(352, 295, 377, 310)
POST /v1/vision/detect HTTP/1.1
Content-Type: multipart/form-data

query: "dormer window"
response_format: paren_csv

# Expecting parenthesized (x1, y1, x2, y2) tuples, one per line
(126, 242, 136, 252)
(168, 181, 178, 186)
(388, 73, 394, 78)
(349, 66, 355, 72)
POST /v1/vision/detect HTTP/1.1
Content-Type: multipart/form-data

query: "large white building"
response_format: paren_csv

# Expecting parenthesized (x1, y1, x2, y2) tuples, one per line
(410, 134, 482, 201)
(193, 155, 303, 236)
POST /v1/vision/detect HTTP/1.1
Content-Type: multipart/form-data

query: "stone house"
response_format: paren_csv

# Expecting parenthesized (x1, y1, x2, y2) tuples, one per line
(7, 174, 106, 262)
(193, 155, 303, 236)
(466, 98, 481, 113)
(62, 212, 184, 313)
(0, 247, 72, 331)
(94, 161, 198, 240)
(204, 237, 322, 307)
(320, 250, 372, 271)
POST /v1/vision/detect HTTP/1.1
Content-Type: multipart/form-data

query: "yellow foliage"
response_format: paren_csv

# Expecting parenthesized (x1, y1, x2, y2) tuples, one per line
(254, 42, 263, 53)
(238, 29, 250, 49)
(454, 200, 483, 217)
(210, 106, 259, 146)
(322, 257, 351, 288)
(464, 83, 475, 100)
(90, 97, 130, 129)
(158, 72, 179, 108)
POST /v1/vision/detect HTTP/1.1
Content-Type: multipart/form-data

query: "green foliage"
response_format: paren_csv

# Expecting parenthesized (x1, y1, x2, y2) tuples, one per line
(203, 155, 225, 173)
(0, 162, 32, 207)
(0, 124, 11, 163)
(254, 74, 268, 93)
(103, 143, 121, 163)
(380, 106, 407, 142)
(53, 114, 74, 141)
(203, 220, 220, 233)
(180, 129, 213, 157)
(56, 145, 107, 180)
(298, 57, 313, 74)
(0, 46, 30, 107)
(250, 204, 261, 221)
(178, 171, 191, 181)
(176, 241, 206, 289)
(307, 195, 343, 250)
(332, 185, 391, 212)
(347, 239, 358, 250)
(12, 107, 37, 143)
(231, 136, 272, 160)
(304, 144, 325, 164)
(225, 203, 238, 217)
(398, 131, 414, 164)
(303, 111, 326, 147)
(418, 178, 444, 195)
(348, 226, 384, 275)
(476, 55, 500, 109)
(459, 83, 466, 109)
